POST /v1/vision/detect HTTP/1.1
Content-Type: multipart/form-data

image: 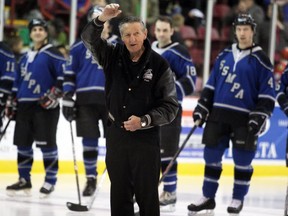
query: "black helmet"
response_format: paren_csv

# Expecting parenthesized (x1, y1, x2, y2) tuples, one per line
(233, 12, 257, 32)
(28, 18, 48, 33)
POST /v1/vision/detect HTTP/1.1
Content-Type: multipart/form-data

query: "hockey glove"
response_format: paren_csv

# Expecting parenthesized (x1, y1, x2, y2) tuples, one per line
(248, 113, 267, 136)
(5, 96, 17, 120)
(39, 87, 62, 109)
(0, 93, 7, 116)
(62, 95, 76, 122)
(193, 104, 209, 127)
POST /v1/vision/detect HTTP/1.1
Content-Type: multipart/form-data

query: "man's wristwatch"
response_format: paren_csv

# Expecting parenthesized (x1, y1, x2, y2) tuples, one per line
(140, 116, 147, 128)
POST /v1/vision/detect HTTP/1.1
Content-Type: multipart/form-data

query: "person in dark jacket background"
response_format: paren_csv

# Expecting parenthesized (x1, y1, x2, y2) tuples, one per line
(81, 3, 178, 216)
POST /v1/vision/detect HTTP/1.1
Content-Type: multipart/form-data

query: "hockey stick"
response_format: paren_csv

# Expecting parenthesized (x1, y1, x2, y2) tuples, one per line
(66, 122, 86, 211)
(66, 122, 108, 211)
(0, 118, 12, 143)
(67, 166, 108, 211)
(85, 167, 107, 210)
(158, 123, 199, 185)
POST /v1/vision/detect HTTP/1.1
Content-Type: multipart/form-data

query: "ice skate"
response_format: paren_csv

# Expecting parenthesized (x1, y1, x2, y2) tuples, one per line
(6, 178, 32, 197)
(187, 196, 215, 216)
(39, 182, 55, 198)
(159, 191, 177, 212)
(227, 199, 243, 214)
(82, 177, 97, 196)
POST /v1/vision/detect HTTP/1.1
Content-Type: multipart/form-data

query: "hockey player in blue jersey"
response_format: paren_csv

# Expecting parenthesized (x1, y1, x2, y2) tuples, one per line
(6, 18, 65, 198)
(151, 16, 196, 212)
(187, 13, 275, 215)
(0, 41, 16, 127)
(62, 6, 119, 196)
(276, 64, 288, 167)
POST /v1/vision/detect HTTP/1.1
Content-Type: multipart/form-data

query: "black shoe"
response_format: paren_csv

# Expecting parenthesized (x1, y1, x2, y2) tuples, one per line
(188, 196, 216, 212)
(6, 178, 32, 196)
(39, 182, 55, 198)
(82, 177, 97, 196)
(227, 199, 243, 214)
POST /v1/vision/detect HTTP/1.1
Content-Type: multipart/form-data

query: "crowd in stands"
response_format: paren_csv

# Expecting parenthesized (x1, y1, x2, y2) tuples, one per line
(3, 0, 288, 88)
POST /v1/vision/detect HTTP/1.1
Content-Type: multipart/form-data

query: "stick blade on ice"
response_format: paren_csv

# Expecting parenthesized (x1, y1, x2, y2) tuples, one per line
(66, 202, 89, 211)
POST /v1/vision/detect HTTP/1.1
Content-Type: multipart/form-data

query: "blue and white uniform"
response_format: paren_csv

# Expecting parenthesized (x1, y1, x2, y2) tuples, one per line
(152, 41, 196, 194)
(276, 64, 288, 167)
(198, 43, 275, 203)
(63, 36, 119, 190)
(12, 43, 65, 187)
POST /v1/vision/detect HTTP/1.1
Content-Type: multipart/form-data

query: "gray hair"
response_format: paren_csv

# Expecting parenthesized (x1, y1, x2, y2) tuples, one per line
(118, 16, 146, 36)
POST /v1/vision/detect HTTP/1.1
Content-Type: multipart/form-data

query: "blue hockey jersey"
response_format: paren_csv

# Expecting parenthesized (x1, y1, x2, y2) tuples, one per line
(13, 44, 65, 102)
(151, 41, 196, 104)
(276, 64, 288, 112)
(0, 42, 16, 95)
(63, 37, 119, 105)
(205, 44, 275, 119)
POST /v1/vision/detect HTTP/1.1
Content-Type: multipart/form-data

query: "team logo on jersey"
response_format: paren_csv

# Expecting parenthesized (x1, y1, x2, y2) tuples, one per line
(143, 69, 153, 82)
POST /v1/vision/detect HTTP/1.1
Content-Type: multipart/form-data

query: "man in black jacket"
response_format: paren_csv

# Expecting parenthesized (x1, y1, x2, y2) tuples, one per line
(81, 3, 178, 216)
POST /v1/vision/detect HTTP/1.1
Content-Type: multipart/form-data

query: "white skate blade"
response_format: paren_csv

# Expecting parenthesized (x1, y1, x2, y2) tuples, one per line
(188, 209, 214, 216)
(39, 191, 54, 199)
(160, 203, 176, 212)
(228, 214, 240, 216)
(6, 189, 32, 197)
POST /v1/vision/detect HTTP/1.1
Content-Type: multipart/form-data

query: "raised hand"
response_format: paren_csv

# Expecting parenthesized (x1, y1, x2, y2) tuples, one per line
(98, 3, 122, 22)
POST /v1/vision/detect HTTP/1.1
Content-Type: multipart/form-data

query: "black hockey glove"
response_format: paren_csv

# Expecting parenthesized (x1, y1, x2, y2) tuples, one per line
(39, 87, 62, 109)
(5, 96, 17, 120)
(248, 113, 267, 136)
(62, 94, 76, 122)
(0, 93, 7, 115)
(277, 94, 288, 117)
(193, 104, 209, 127)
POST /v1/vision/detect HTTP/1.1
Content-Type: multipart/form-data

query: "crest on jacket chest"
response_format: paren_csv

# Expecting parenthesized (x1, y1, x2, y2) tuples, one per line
(143, 69, 153, 82)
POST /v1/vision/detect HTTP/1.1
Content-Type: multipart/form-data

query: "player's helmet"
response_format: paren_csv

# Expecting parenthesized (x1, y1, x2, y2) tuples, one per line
(87, 6, 104, 22)
(233, 12, 257, 33)
(28, 18, 48, 33)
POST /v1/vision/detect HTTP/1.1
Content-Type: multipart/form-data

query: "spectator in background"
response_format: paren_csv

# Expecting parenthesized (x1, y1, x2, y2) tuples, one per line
(48, 18, 68, 47)
(257, 4, 288, 56)
(6, 35, 24, 63)
(61, 0, 91, 18)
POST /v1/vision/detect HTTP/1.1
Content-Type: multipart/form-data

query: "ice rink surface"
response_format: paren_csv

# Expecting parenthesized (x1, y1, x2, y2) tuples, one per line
(0, 173, 287, 216)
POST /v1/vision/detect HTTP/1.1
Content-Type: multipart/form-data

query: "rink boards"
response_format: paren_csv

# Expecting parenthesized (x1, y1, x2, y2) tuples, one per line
(0, 96, 287, 176)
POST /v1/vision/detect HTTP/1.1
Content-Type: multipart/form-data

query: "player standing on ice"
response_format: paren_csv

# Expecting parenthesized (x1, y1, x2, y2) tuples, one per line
(187, 12, 275, 215)
(6, 18, 65, 198)
(0, 41, 16, 128)
(62, 6, 119, 197)
(151, 16, 196, 212)
(276, 64, 288, 167)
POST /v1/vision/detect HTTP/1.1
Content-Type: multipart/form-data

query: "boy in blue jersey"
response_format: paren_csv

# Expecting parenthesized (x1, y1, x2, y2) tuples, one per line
(187, 13, 275, 215)
(6, 19, 65, 198)
(0, 41, 16, 128)
(276, 64, 288, 167)
(151, 16, 196, 212)
(62, 6, 119, 196)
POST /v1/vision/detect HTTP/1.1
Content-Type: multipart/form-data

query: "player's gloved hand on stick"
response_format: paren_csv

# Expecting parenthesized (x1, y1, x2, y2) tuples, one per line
(62, 93, 76, 122)
(248, 113, 267, 136)
(193, 104, 209, 127)
(39, 87, 62, 109)
(5, 96, 17, 120)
